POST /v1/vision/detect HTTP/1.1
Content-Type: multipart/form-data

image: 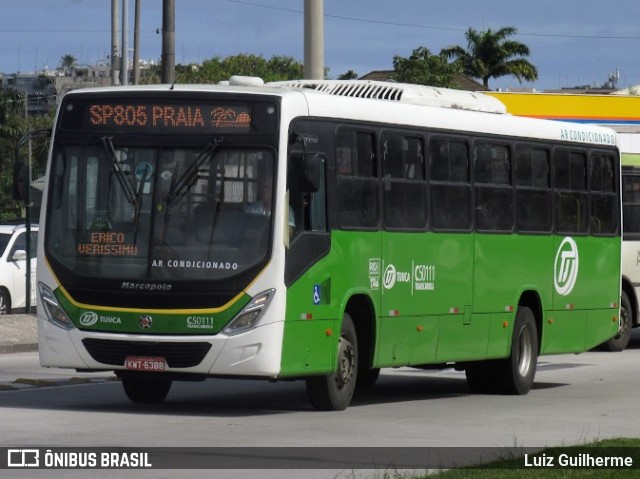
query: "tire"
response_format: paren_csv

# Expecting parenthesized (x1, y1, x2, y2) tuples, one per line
(0, 289, 10, 315)
(496, 306, 538, 395)
(600, 291, 632, 352)
(306, 313, 358, 411)
(120, 373, 172, 404)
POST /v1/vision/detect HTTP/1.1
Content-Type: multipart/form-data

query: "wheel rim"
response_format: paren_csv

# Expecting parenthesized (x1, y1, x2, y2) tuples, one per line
(517, 326, 533, 377)
(0, 296, 6, 315)
(616, 304, 630, 339)
(335, 335, 356, 390)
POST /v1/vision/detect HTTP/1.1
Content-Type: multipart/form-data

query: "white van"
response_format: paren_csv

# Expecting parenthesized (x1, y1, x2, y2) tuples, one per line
(0, 224, 38, 314)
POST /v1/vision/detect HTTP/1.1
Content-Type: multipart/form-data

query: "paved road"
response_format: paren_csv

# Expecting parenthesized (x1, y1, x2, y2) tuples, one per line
(1, 336, 640, 478)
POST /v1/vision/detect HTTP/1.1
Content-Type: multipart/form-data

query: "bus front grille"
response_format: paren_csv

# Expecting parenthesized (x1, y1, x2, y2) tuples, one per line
(81, 338, 212, 368)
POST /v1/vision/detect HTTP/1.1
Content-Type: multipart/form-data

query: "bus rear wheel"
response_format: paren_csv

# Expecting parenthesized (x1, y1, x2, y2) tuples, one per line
(465, 307, 538, 395)
(306, 313, 358, 411)
(600, 291, 632, 352)
(498, 306, 538, 394)
(120, 373, 172, 404)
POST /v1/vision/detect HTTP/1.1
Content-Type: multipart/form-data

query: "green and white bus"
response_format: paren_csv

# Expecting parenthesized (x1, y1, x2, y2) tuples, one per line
(35, 78, 621, 410)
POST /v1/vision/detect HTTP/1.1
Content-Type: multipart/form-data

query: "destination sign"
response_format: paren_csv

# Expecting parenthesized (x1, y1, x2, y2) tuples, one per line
(76, 231, 140, 257)
(58, 97, 278, 134)
(87, 103, 252, 131)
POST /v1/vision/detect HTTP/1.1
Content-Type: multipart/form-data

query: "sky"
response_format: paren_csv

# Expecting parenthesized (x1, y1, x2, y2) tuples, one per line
(1, 0, 639, 91)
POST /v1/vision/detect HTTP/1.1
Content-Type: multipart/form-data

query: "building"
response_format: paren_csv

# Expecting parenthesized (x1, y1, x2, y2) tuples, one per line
(1, 59, 157, 116)
(0, 73, 57, 116)
(359, 70, 486, 91)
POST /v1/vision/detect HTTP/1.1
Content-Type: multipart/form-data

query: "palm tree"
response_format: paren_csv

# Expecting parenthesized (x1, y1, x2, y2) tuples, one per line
(442, 26, 538, 90)
(58, 54, 77, 75)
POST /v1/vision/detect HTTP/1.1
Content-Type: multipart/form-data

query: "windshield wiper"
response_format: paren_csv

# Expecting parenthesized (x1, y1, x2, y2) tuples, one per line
(101, 137, 137, 206)
(164, 137, 223, 206)
(101, 136, 144, 240)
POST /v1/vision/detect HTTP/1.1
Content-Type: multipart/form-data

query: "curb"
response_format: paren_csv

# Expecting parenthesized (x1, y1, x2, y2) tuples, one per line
(0, 343, 38, 354)
(0, 314, 38, 355)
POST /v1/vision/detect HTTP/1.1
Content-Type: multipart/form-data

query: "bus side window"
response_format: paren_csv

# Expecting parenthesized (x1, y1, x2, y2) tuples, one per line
(515, 145, 551, 233)
(554, 149, 588, 234)
(589, 152, 618, 235)
(474, 142, 513, 232)
(429, 138, 472, 231)
(622, 170, 640, 235)
(336, 130, 379, 229)
(382, 134, 426, 230)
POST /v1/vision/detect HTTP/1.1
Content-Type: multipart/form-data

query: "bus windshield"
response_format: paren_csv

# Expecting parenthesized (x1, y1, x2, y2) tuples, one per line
(46, 140, 275, 284)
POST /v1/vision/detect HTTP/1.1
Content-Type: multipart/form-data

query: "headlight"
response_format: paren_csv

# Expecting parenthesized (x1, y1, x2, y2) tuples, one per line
(38, 282, 75, 330)
(223, 289, 275, 336)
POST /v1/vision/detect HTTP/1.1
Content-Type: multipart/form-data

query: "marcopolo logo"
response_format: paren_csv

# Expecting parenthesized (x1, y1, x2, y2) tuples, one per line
(554, 237, 579, 296)
(79, 311, 99, 327)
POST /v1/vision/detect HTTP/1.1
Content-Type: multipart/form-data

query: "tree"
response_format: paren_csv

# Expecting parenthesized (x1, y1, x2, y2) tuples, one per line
(0, 87, 22, 139)
(0, 86, 53, 222)
(337, 70, 358, 80)
(392, 47, 461, 88)
(172, 54, 304, 84)
(442, 26, 538, 90)
(58, 54, 77, 75)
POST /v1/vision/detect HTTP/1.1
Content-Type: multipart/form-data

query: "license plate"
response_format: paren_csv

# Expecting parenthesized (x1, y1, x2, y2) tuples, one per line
(125, 356, 166, 371)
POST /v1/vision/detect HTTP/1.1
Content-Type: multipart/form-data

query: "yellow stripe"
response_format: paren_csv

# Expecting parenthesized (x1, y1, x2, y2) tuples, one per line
(44, 256, 261, 314)
(58, 283, 246, 314)
(487, 92, 640, 122)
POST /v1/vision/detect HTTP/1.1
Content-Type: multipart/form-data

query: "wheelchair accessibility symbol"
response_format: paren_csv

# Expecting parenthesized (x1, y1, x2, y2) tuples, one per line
(313, 285, 322, 305)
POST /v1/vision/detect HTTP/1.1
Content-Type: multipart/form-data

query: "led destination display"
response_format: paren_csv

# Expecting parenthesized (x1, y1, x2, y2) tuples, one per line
(59, 97, 278, 134)
(88, 103, 251, 131)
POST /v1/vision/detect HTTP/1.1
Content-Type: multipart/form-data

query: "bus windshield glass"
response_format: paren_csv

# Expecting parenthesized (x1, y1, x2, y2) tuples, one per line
(46, 141, 275, 283)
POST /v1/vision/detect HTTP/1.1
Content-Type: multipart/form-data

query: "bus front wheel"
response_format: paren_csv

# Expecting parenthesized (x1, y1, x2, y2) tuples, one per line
(306, 313, 358, 411)
(120, 373, 172, 404)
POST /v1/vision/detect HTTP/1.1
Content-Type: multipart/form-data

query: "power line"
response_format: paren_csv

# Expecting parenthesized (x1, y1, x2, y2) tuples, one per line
(0, 29, 155, 34)
(1, 1, 637, 41)
(219, 0, 640, 40)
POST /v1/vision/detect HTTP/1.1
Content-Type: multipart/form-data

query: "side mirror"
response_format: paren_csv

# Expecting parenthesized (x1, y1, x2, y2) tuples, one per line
(302, 153, 324, 193)
(11, 250, 27, 262)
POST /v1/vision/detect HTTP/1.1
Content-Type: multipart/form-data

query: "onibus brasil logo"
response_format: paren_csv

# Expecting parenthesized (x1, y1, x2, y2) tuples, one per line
(554, 237, 579, 296)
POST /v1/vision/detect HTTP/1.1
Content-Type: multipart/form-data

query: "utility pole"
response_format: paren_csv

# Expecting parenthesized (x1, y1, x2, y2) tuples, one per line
(121, 0, 129, 86)
(111, 0, 120, 85)
(304, 0, 324, 80)
(133, 0, 141, 84)
(161, 0, 175, 84)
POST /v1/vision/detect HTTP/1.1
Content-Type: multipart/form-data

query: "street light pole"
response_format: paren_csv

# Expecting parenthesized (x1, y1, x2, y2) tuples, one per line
(304, 0, 324, 80)
(121, 0, 129, 86)
(161, 0, 175, 84)
(111, 0, 120, 86)
(133, 0, 141, 85)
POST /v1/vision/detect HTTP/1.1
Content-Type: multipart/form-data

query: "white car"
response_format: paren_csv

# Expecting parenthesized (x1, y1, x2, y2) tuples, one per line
(0, 224, 38, 315)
